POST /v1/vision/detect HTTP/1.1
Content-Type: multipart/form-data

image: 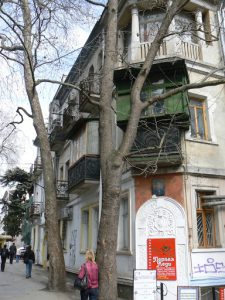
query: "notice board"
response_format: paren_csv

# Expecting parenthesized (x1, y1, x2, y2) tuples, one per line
(177, 286, 199, 300)
(133, 269, 156, 300)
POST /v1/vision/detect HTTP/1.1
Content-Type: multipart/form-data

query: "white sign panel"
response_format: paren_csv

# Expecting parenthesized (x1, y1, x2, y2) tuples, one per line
(133, 269, 156, 300)
(191, 250, 225, 279)
(178, 286, 199, 300)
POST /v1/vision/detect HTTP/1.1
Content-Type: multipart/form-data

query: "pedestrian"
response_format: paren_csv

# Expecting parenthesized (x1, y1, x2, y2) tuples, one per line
(78, 249, 99, 300)
(0, 244, 9, 272)
(9, 242, 17, 264)
(16, 247, 21, 263)
(23, 245, 35, 278)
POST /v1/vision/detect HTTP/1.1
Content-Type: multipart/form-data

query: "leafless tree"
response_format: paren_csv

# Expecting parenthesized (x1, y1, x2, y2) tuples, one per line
(0, 0, 97, 291)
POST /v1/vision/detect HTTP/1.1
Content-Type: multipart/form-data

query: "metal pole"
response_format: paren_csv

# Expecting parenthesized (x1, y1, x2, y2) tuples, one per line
(160, 282, 164, 300)
(212, 287, 216, 300)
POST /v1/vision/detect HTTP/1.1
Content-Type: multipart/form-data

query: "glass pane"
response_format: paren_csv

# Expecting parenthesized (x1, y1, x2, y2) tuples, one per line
(205, 212, 214, 246)
(82, 210, 89, 250)
(196, 108, 205, 139)
(190, 107, 197, 137)
(197, 213, 204, 246)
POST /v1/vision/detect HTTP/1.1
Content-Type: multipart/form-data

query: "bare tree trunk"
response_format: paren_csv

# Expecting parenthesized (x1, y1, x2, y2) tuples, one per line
(21, 0, 66, 291)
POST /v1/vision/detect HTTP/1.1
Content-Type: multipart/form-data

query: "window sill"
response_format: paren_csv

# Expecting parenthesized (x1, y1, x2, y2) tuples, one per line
(192, 247, 224, 252)
(185, 138, 218, 146)
(117, 250, 132, 256)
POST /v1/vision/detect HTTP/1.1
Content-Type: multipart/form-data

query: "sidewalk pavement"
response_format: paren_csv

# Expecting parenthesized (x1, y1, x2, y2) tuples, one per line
(0, 260, 125, 300)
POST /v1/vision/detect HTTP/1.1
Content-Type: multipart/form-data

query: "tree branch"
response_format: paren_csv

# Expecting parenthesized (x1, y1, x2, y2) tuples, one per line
(7, 106, 33, 129)
(143, 79, 225, 109)
(35, 79, 101, 107)
(84, 0, 106, 8)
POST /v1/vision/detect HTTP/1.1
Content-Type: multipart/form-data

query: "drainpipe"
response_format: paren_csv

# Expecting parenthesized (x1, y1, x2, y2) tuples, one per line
(131, 6, 140, 62)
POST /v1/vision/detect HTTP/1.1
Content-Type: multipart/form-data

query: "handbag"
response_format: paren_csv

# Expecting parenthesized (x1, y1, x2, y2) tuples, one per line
(74, 264, 88, 290)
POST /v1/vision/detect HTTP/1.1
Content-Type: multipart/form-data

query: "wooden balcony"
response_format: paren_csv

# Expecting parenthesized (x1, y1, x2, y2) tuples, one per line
(127, 124, 183, 170)
(79, 74, 101, 113)
(68, 155, 100, 193)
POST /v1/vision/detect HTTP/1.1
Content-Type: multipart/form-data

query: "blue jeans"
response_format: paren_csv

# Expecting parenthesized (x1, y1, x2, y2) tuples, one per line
(80, 288, 98, 300)
(26, 259, 33, 278)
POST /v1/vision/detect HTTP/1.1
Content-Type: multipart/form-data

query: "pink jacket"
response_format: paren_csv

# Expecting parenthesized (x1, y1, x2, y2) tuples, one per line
(78, 261, 99, 288)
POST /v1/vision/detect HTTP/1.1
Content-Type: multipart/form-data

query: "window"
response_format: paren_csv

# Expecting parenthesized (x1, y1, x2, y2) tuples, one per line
(81, 205, 99, 252)
(196, 191, 216, 248)
(190, 98, 208, 140)
(61, 220, 67, 250)
(117, 194, 130, 252)
(65, 160, 70, 181)
(60, 166, 64, 180)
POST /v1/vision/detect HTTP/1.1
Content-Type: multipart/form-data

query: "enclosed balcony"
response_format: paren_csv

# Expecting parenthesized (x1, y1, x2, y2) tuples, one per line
(127, 124, 183, 170)
(49, 123, 64, 152)
(115, 61, 190, 128)
(79, 73, 101, 113)
(62, 103, 88, 139)
(33, 156, 42, 176)
(68, 155, 100, 193)
(56, 180, 69, 201)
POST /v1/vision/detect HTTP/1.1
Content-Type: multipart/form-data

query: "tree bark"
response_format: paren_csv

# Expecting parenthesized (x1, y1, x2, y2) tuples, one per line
(21, 0, 66, 291)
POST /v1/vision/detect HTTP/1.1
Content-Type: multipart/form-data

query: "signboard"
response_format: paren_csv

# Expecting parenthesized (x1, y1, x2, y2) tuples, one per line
(191, 250, 225, 279)
(133, 269, 156, 300)
(177, 286, 199, 300)
(220, 288, 225, 300)
(147, 238, 176, 280)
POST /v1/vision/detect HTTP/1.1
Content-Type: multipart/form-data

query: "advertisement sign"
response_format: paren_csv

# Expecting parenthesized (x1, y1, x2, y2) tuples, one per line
(191, 250, 225, 279)
(177, 286, 199, 300)
(133, 269, 156, 300)
(147, 238, 176, 280)
(220, 288, 225, 300)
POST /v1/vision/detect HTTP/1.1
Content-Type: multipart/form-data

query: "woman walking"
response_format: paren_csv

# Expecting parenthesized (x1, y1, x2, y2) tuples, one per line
(78, 249, 99, 300)
(23, 245, 35, 278)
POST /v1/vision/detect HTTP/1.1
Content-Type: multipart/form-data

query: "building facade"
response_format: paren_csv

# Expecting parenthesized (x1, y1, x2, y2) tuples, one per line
(31, 1, 225, 299)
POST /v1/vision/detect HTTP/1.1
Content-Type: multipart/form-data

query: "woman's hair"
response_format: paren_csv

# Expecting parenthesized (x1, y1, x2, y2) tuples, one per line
(85, 250, 95, 262)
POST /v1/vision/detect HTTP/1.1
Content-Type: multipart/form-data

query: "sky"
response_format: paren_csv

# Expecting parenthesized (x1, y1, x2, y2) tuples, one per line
(0, 27, 91, 198)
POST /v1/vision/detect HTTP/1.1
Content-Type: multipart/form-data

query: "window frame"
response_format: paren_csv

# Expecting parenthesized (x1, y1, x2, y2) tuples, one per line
(189, 97, 209, 140)
(80, 203, 99, 253)
(117, 192, 131, 254)
(196, 191, 217, 248)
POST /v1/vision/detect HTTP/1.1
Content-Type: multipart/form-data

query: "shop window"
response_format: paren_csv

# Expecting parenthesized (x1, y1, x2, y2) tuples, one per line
(81, 205, 99, 252)
(190, 98, 209, 140)
(117, 193, 130, 252)
(196, 191, 216, 248)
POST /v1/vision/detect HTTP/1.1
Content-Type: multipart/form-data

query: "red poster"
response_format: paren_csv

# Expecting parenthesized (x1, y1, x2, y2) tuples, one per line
(220, 288, 225, 300)
(147, 238, 176, 280)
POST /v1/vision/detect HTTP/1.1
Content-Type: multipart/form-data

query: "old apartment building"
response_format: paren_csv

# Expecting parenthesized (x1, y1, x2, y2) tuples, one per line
(30, 1, 225, 299)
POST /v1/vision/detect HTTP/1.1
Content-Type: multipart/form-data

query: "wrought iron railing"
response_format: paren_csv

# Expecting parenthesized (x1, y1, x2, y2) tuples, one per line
(56, 180, 69, 199)
(68, 155, 100, 190)
(29, 203, 41, 217)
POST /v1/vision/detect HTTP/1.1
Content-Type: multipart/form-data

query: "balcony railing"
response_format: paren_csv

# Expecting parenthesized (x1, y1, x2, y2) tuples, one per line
(127, 40, 203, 64)
(127, 125, 182, 168)
(79, 74, 101, 113)
(56, 180, 69, 200)
(68, 155, 100, 191)
(29, 203, 41, 218)
(140, 41, 167, 60)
